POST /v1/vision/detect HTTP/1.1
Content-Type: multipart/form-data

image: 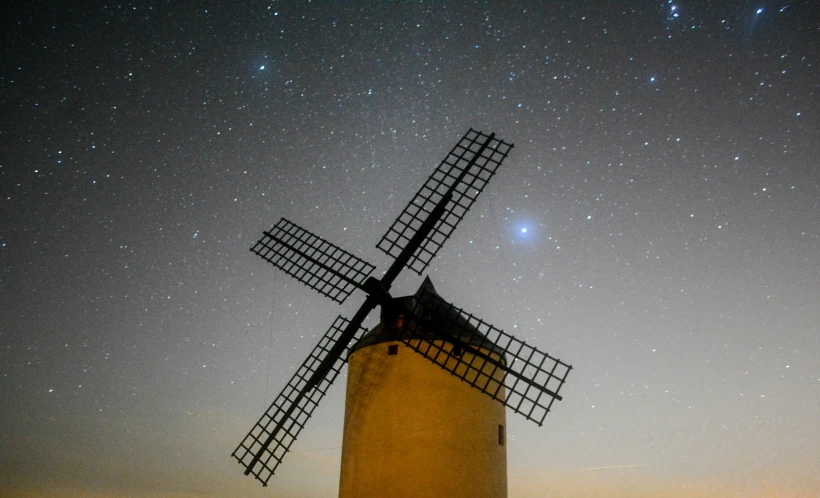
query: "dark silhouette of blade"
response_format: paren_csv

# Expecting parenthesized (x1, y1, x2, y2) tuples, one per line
(251, 218, 376, 304)
(232, 316, 367, 486)
(401, 289, 572, 426)
(377, 129, 513, 275)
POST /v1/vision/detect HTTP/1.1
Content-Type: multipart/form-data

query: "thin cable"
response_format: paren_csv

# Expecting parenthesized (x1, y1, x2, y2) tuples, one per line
(264, 279, 276, 408)
(488, 191, 523, 332)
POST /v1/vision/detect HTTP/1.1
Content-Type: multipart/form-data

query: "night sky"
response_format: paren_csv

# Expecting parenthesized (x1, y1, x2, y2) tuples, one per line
(1, 2, 818, 497)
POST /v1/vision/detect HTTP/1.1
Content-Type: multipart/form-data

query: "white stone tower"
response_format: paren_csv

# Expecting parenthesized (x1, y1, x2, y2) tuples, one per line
(339, 278, 507, 498)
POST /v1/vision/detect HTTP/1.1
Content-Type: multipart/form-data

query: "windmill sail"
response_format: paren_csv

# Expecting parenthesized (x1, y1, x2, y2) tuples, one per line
(402, 289, 571, 426)
(251, 218, 376, 304)
(377, 129, 513, 275)
(232, 316, 367, 485)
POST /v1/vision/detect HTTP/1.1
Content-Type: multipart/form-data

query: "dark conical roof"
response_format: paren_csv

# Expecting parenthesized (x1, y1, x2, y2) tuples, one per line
(416, 275, 437, 295)
(349, 276, 499, 355)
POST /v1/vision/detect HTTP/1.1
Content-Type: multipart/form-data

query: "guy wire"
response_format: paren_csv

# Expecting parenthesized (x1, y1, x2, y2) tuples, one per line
(264, 278, 276, 408)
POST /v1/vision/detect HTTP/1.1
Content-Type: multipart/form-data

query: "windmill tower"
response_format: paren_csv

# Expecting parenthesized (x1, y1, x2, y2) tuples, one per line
(339, 276, 508, 497)
(232, 129, 572, 496)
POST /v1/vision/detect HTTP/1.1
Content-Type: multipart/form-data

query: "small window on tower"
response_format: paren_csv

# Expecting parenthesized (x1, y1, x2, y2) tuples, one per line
(387, 344, 399, 355)
(498, 424, 505, 446)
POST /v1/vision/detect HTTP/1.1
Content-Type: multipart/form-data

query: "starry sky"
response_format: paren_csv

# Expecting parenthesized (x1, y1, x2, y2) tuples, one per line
(1, 2, 818, 497)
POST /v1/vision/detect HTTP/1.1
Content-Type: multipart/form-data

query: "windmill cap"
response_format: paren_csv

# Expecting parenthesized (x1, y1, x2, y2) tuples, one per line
(349, 276, 501, 356)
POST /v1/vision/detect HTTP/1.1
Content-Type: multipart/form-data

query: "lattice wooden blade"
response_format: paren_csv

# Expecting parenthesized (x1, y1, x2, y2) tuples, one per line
(251, 218, 376, 304)
(232, 316, 367, 486)
(377, 129, 513, 275)
(402, 290, 572, 426)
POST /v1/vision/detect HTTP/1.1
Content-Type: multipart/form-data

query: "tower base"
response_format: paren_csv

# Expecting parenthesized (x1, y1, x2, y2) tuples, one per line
(339, 340, 507, 498)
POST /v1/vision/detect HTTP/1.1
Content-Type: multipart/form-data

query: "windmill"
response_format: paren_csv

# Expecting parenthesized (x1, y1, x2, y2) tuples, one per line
(232, 129, 572, 496)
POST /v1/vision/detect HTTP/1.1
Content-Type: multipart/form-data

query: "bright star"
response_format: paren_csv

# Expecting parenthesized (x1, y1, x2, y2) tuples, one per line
(756, 8, 763, 15)
(259, 65, 265, 70)
(521, 228, 527, 233)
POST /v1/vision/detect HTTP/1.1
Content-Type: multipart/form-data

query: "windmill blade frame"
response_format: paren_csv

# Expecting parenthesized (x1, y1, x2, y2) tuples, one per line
(232, 316, 368, 486)
(376, 129, 513, 275)
(251, 218, 377, 304)
(401, 289, 572, 426)
(235, 129, 571, 488)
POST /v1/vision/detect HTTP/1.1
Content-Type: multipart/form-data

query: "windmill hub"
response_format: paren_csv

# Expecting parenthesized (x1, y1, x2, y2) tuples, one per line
(361, 276, 393, 305)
